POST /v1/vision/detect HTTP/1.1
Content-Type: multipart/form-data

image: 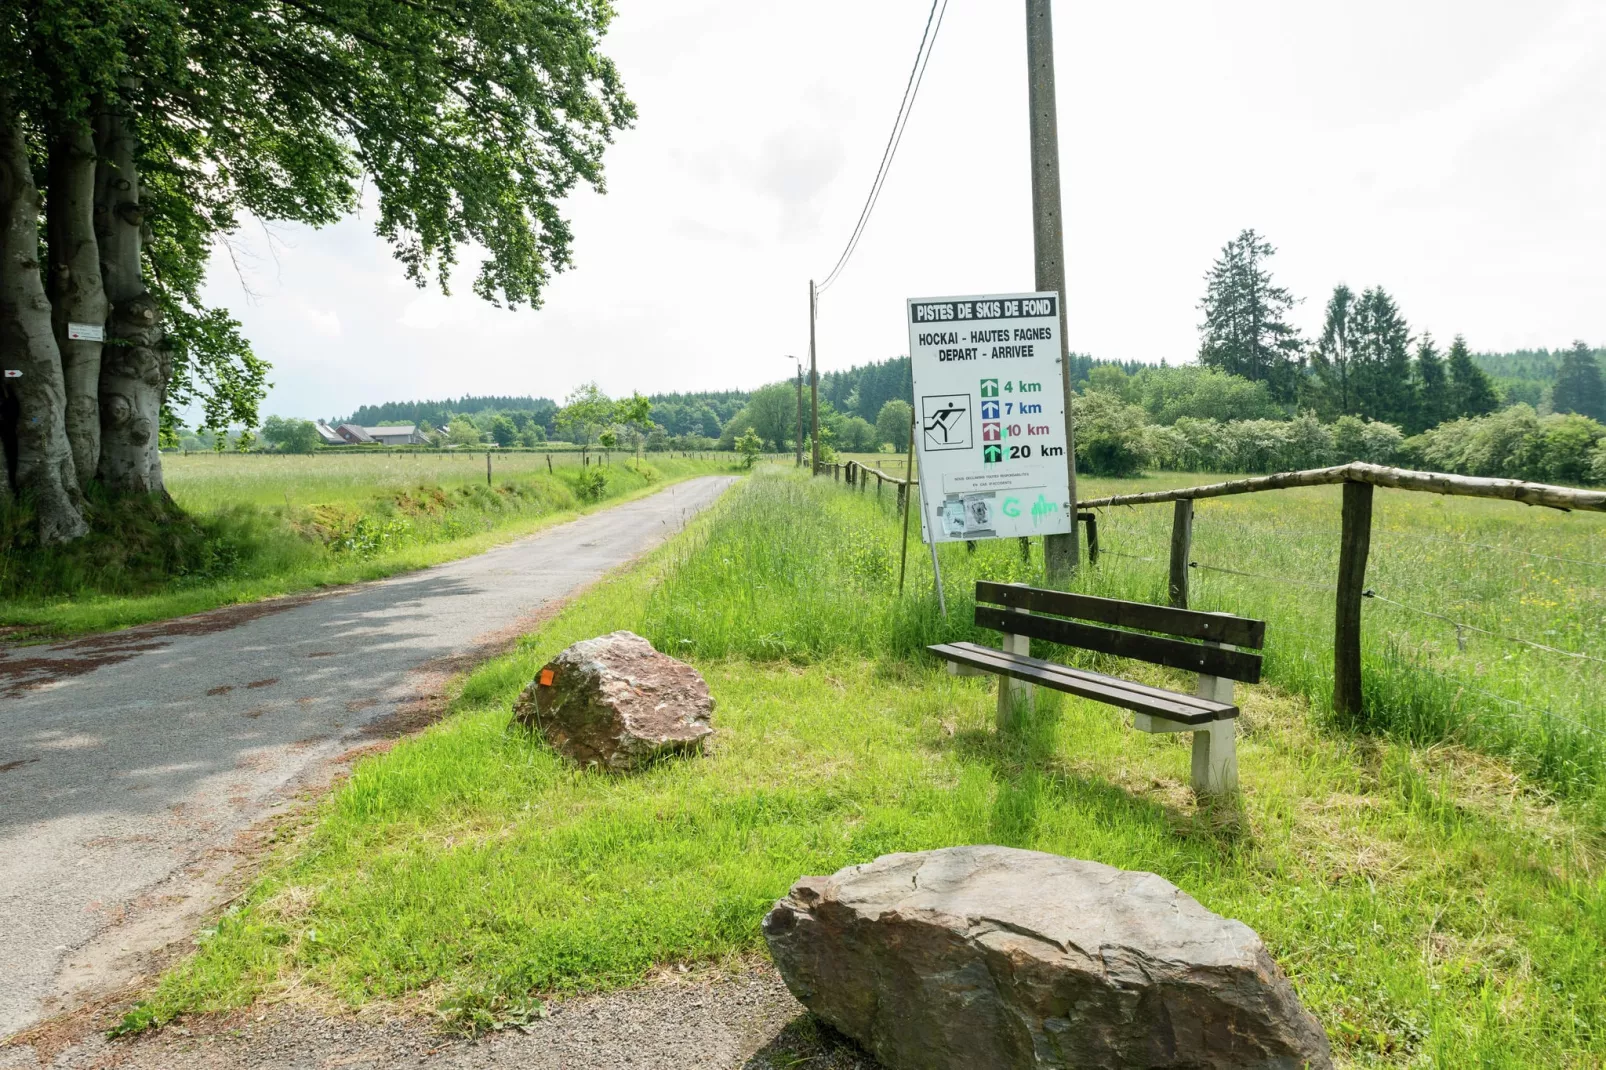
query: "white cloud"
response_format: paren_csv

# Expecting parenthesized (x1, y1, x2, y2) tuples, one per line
(191, 0, 1606, 422)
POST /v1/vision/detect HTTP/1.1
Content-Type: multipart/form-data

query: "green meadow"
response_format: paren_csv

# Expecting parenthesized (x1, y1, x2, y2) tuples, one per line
(132, 469, 1606, 1068)
(0, 451, 738, 639)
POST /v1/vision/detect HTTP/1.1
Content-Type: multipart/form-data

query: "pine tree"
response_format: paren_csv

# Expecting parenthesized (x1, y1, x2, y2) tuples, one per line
(1410, 332, 1451, 433)
(1348, 287, 1414, 426)
(1552, 340, 1605, 421)
(1446, 335, 1499, 417)
(1197, 229, 1303, 402)
(1307, 285, 1357, 417)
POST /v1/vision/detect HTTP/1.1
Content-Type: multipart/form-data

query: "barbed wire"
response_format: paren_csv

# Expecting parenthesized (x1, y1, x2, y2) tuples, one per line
(1364, 592, 1606, 667)
(1409, 661, 1602, 738)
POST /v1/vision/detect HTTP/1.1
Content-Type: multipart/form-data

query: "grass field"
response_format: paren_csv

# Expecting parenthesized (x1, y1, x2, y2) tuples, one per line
(0, 451, 746, 638)
(132, 468, 1606, 1067)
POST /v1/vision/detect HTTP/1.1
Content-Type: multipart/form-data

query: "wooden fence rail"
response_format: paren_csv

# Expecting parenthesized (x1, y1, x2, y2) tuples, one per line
(1079, 462, 1604, 719)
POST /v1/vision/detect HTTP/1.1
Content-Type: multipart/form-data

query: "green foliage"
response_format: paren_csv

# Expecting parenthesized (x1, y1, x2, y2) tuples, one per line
(556, 383, 614, 447)
(1447, 336, 1499, 419)
(1405, 405, 1606, 485)
(1553, 340, 1606, 422)
(1127, 366, 1282, 424)
(1307, 284, 1415, 425)
(1071, 392, 1151, 476)
(0, 453, 730, 636)
(721, 383, 797, 451)
(1410, 333, 1452, 434)
(819, 355, 911, 422)
(733, 427, 762, 470)
(487, 415, 518, 448)
(260, 415, 321, 454)
(446, 417, 484, 447)
(136, 473, 1606, 1066)
(1197, 229, 1303, 401)
(875, 399, 912, 451)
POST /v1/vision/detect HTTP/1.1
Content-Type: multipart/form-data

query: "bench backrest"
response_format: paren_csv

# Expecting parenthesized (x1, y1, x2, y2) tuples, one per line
(973, 581, 1265, 684)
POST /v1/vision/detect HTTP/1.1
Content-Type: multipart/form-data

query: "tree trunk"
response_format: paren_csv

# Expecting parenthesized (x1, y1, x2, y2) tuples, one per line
(0, 104, 89, 542)
(94, 91, 167, 495)
(48, 118, 107, 488)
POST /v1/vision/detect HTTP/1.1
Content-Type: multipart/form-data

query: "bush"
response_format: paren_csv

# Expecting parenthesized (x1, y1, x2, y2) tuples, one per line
(1404, 405, 1605, 485)
(1129, 365, 1283, 424)
(1071, 392, 1151, 476)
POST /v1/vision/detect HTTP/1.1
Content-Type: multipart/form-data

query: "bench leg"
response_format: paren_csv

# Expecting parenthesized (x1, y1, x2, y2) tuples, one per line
(1190, 719, 1238, 794)
(996, 630, 1035, 731)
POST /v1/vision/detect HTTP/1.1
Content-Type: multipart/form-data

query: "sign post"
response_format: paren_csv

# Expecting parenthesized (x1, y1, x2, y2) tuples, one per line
(907, 292, 1075, 553)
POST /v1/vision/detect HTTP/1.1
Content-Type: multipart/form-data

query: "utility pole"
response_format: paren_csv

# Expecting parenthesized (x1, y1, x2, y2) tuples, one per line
(1026, 0, 1079, 583)
(793, 358, 805, 467)
(809, 279, 821, 475)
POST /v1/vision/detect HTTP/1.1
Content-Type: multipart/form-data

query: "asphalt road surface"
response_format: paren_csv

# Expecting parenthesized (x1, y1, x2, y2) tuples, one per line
(0, 476, 735, 1040)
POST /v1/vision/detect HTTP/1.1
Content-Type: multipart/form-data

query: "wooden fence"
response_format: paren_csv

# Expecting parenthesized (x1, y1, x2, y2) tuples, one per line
(1078, 462, 1606, 718)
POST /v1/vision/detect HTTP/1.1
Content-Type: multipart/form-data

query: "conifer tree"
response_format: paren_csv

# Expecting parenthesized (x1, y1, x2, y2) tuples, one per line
(1348, 287, 1414, 426)
(1552, 340, 1605, 421)
(1307, 285, 1357, 417)
(1410, 333, 1451, 433)
(1446, 335, 1499, 418)
(1197, 229, 1303, 402)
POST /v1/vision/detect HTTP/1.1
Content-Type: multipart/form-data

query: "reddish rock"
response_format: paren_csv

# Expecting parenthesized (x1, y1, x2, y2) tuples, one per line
(514, 631, 713, 771)
(763, 846, 1332, 1070)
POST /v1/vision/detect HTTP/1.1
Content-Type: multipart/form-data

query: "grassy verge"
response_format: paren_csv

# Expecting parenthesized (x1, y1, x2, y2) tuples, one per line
(0, 455, 735, 639)
(135, 471, 1605, 1067)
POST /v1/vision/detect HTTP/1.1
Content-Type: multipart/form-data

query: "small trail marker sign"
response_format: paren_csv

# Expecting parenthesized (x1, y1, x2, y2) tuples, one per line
(66, 322, 105, 342)
(3, 369, 20, 379)
(908, 292, 1072, 543)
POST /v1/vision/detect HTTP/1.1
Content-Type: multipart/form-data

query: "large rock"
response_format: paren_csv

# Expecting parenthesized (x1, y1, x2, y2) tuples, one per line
(762, 846, 1331, 1070)
(514, 631, 713, 771)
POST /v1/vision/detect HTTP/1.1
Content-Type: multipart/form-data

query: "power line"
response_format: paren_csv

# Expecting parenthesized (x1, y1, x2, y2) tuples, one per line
(816, 0, 949, 294)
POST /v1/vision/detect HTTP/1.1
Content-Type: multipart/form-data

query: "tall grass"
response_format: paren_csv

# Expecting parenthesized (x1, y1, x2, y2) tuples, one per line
(135, 465, 1606, 1066)
(0, 454, 735, 637)
(640, 469, 1606, 800)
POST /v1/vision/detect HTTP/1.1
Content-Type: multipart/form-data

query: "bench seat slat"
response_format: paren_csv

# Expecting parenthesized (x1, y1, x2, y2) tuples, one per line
(973, 606, 1263, 683)
(929, 641, 1236, 725)
(976, 581, 1266, 648)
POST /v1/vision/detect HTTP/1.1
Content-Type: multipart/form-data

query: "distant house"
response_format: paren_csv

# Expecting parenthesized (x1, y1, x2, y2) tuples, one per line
(317, 421, 427, 446)
(364, 425, 426, 446)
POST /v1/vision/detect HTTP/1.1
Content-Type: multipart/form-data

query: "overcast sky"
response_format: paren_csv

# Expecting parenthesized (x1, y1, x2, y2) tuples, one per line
(199, 0, 1606, 422)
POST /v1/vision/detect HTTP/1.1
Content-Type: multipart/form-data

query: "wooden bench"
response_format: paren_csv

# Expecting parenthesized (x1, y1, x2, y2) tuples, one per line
(929, 581, 1266, 794)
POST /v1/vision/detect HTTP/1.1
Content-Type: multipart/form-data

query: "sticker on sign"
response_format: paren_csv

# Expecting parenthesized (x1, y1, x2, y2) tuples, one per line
(908, 292, 1072, 544)
(3, 369, 21, 378)
(67, 322, 106, 342)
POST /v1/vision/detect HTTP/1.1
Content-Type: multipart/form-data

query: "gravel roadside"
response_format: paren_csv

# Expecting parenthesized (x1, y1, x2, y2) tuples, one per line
(2, 966, 879, 1070)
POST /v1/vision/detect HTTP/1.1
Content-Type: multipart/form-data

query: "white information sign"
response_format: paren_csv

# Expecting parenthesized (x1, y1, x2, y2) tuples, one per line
(907, 292, 1072, 544)
(66, 322, 105, 342)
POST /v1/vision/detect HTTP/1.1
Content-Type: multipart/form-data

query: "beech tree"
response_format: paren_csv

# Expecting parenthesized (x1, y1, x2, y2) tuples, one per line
(1, 0, 632, 542)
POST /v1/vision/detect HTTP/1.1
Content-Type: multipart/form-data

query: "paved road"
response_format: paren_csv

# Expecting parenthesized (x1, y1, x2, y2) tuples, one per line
(0, 476, 735, 1039)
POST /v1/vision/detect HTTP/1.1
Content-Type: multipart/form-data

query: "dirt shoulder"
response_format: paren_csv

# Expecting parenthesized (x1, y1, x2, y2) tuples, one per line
(0, 965, 874, 1070)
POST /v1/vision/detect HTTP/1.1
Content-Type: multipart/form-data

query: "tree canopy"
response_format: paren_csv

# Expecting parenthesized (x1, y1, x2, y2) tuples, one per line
(1, 0, 632, 541)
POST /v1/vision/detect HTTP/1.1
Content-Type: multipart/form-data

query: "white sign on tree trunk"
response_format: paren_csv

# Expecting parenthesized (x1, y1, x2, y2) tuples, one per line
(66, 322, 106, 342)
(907, 292, 1072, 544)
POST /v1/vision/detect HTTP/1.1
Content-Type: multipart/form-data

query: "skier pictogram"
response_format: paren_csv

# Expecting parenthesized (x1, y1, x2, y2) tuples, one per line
(920, 394, 972, 451)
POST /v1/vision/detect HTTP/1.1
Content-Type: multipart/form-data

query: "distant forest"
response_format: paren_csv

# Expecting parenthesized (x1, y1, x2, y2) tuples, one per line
(326, 345, 1596, 448)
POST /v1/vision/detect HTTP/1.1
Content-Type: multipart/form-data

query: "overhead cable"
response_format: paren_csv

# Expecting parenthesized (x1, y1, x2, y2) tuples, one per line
(816, 0, 949, 294)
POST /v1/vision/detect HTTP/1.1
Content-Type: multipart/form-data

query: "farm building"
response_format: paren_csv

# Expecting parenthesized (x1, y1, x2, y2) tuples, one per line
(316, 421, 427, 446)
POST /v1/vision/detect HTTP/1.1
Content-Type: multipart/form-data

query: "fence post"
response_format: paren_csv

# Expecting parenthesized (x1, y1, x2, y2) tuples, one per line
(1334, 480, 1374, 720)
(486, 451, 492, 487)
(1168, 499, 1193, 608)
(1079, 511, 1099, 565)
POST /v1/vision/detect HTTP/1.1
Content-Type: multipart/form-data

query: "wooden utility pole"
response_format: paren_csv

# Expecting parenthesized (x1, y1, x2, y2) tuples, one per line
(1334, 480, 1374, 720)
(1026, 0, 1079, 583)
(809, 280, 820, 474)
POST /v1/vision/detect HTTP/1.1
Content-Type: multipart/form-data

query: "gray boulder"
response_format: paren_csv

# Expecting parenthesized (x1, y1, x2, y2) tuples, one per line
(762, 845, 1331, 1070)
(514, 631, 713, 771)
